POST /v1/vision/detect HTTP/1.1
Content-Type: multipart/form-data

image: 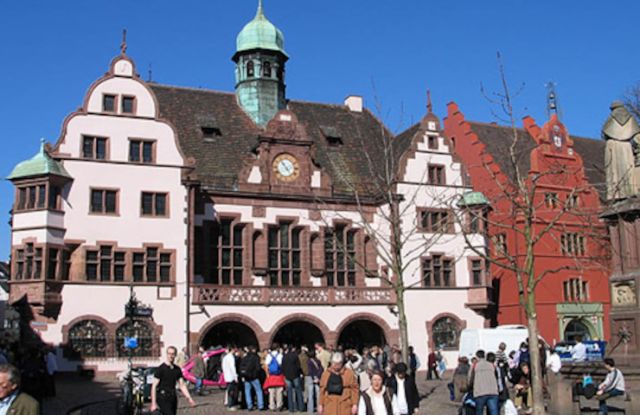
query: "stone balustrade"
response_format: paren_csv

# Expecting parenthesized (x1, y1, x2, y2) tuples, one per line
(192, 285, 396, 306)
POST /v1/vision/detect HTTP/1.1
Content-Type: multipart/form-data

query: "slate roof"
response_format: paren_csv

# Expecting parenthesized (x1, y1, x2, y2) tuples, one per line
(150, 84, 394, 196)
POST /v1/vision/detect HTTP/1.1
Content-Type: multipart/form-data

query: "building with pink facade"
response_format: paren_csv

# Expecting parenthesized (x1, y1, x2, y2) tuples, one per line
(7, 3, 490, 371)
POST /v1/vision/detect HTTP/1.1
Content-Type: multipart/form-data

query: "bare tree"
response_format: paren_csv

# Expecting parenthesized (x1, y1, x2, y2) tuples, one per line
(623, 82, 640, 121)
(315, 94, 470, 365)
(453, 54, 610, 415)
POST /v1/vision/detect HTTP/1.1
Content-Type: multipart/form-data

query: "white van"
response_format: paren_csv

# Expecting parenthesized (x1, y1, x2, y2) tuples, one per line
(458, 325, 529, 359)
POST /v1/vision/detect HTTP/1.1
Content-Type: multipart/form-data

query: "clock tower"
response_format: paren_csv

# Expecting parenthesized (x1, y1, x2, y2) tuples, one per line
(233, 0, 288, 127)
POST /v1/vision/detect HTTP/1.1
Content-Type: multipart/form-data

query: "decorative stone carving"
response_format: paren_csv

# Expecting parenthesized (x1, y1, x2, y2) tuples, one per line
(611, 280, 637, 306)
(603, 101, 640, 200)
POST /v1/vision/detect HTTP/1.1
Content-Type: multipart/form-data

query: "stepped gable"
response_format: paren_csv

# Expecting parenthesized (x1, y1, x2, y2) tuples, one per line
(151, 83, 393, 196)
(466, 121, 605, 198)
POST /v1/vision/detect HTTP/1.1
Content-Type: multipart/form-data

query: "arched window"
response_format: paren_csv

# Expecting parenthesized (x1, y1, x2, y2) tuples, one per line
(68, 319, 108, 358)
(263, 61, 271, 77)
(246, 61, 255, 78)
(116, 320, 156, 357)
(431, 316, 461, 349)
(564, 319, 591, 342)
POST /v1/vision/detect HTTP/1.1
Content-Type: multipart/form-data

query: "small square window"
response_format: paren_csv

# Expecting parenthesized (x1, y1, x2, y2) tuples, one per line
(122, 96, 135, 114)
(103, 95, 116, 112)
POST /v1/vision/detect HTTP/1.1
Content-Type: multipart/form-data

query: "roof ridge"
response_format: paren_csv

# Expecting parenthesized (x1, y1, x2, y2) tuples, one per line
(150, 83, 237, 96)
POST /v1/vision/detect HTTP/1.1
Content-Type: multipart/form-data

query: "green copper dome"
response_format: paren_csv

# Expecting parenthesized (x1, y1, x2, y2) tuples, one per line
(236, 0, 288, 57)
(7, 139, 71, 181)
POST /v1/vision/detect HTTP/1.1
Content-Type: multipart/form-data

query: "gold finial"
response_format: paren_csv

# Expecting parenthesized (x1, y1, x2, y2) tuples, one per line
(120, 29, 127, 55)
(427, 90, 433, 114)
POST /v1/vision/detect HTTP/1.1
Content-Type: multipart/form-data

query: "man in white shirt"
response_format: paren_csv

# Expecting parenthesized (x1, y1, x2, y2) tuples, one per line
(571, 336, 587, 362)
(222, 345, 239, 410)
(547, 348, 562, 374)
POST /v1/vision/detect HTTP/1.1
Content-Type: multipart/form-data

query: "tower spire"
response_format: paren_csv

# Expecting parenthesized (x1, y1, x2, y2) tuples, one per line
(256, 0, 264, 17)
(120, 29, 127, 55)
(427, 90, 433, 114)
(545, 81, 559, 118)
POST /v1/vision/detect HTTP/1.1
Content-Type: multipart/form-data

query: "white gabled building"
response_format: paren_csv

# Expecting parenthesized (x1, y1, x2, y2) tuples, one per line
(6, 2, 490, 371)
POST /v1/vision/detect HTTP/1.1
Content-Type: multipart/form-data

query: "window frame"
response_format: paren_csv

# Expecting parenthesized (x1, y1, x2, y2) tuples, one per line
(140, 192, 169, 218)
(89, 188, 119, 215)
(267, 221, 303, 287)
(427, 135, 439, 150)
(561, 232, 586, 256)
(418, 208, 454, 233)
(427, 164, 446, 185)
(121, 95, 136, 115)
(81, 135, 109, 160)
(102, 94, 117, 113)
(469, 257, 485, 286)
(563, 277, 590, 302)
(422, 254, 455, 288)
(128, 139, 156, 164)
(14, 181, 60, 212)
(324, 225, 358, 287)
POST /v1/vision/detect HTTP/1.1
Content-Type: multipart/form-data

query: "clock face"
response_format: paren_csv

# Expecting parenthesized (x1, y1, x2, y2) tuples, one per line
(273, 153, 300, 182)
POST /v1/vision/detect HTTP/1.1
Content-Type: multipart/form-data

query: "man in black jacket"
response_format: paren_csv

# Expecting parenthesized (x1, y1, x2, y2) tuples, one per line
(240, 346, 264, 411)
(282, 346, 304, 412)
(386, 363, 420, 415)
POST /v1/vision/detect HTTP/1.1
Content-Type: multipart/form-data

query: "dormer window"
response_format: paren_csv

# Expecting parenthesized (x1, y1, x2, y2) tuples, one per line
(321, 126, 343, 146)
(263, 61, 271, 77)
(102, 94, 116, 112)
(247, 61, 255, 78)
(201, 127, 222, 141)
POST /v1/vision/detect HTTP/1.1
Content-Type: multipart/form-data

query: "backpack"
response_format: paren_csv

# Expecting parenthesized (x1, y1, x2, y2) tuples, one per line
(326, 371, 344, 395)
(409, 353, 417, 372)
(268, 353, 282, 375)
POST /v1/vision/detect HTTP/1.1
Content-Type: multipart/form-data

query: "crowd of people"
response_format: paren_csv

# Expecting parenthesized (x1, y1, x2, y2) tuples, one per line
(446, 338, 628, 415)
(154, 342, 422, 415)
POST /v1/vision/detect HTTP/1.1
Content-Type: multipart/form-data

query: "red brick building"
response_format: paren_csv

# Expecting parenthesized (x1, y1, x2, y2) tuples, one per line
(443, 103, 611, 345)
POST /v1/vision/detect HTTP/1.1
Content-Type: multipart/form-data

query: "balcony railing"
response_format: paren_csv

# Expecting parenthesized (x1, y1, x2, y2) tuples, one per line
(193, 285, 396, 306)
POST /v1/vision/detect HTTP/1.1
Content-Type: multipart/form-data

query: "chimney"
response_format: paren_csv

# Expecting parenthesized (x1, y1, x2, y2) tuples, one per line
(344, 95, 363, 112)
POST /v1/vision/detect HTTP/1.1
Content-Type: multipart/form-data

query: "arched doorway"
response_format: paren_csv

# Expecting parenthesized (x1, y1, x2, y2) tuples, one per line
(272, 321, 324, 349)
(338, 320, 386, 352)
(202, 321, 259, 349)
(564, 319, 592, 342)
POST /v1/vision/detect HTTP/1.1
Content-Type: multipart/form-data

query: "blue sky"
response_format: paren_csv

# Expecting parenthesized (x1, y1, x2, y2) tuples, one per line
(1, 0, 639, 259)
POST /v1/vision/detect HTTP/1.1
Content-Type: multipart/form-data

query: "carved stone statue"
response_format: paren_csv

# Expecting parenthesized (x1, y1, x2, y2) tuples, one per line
(603, 101, 640, 200)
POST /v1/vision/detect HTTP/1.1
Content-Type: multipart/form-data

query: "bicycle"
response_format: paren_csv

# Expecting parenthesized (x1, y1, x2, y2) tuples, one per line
(118, 367, 147, 415)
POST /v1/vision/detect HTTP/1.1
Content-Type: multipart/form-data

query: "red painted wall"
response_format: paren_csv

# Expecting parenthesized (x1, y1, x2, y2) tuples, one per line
(444, 102, 610, 345)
